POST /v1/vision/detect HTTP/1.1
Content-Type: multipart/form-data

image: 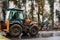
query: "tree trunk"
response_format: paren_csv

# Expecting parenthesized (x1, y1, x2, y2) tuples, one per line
(48, 0, 54, 28)
(30, 0, 34, 21)
(38, 5, 40, 24)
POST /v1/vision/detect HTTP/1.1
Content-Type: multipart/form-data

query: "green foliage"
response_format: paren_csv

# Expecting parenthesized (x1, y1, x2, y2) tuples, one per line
(12, 0, 18, 5)
(35, 0, 45, 22)
(48, 0, 55, 14)
(30, 1, 34, 20)
(59, 0, 60, 3)
(35, 0, 40, 3)
(48, 0, 55, 27)
(2, 0, 7, 9)
(30, 2, 34, 14)
(48, 0, 55, 9)
(35, 0, 45, 14)
(48, 0, 55, 5)
(22, 0, 26, 4)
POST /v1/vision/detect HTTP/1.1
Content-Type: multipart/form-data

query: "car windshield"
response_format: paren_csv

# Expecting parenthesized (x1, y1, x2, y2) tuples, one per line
(5, 10, 24, 21)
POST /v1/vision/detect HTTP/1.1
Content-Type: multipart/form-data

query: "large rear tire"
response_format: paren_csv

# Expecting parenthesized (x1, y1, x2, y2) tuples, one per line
(9, 24, 22, 37)
(29, 27, 38, 36)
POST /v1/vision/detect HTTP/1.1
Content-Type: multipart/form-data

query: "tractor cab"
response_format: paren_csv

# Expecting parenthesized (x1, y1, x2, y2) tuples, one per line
(5, 9, 32, 25)
(5, 9, 24, 24)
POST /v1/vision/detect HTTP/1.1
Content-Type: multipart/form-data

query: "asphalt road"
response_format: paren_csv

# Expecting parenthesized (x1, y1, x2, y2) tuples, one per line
(1, 31, 60, 40)
(7, 31, 60, 40)
(21, 37, 60, 40)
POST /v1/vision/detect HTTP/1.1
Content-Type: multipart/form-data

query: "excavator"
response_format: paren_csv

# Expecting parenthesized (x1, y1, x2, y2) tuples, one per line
(0, 9, 40, 37)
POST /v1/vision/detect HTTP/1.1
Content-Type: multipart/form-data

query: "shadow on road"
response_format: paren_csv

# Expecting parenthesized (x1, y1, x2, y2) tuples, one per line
(6, 33, 54, 40)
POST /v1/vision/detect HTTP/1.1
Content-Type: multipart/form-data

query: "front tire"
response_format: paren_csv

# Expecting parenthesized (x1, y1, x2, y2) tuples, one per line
(9, 24, 22, 37)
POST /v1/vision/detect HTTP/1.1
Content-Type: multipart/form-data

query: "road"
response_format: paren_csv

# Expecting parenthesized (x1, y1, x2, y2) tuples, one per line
(21, 37, 60, 40)
(0, 31, 60, 40)
(8, 31, 60, 40)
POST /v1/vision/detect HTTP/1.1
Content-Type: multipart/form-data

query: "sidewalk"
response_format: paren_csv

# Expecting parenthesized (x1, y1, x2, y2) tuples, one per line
(38, 31, 60, 37)
(0, 36, 10, 40)
(0, 31, 10, 40)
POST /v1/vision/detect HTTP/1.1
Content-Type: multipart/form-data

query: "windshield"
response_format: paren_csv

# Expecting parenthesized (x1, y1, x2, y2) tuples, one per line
(5, 10, 24, 21)
(18, 11, 24, 19)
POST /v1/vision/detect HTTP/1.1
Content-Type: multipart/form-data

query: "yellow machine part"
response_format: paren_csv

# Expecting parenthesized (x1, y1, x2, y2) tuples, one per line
(24, 19, 32, 25)
(4, 20, 10, 33)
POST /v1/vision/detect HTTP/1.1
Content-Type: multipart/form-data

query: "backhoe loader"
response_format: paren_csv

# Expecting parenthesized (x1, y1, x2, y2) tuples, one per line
(0, 9, 40, 37)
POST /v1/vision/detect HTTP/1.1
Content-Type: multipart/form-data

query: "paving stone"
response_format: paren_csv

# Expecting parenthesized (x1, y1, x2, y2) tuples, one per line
(0, 31, 6, 36)
(0, 36, 10, 40)
(0, 31, 10, 40)
(41, 33, 53, 37)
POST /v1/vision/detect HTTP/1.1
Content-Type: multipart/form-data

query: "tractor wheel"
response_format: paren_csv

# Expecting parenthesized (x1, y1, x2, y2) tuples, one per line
(29, 27, 38, 36)
(9, 24, 22, 37)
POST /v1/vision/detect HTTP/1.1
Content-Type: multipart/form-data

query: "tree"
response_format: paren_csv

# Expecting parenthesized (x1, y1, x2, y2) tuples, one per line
(48, 0, 55, 27)
(59, 0, 60, 3)
(35, 0, 45, 23)
(10, 0, 21, 8)
(59, 0, 60, 6)
(22, 0, 26, 4)
(30, 0, 34, 20)
(2, 0, 8, 20)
